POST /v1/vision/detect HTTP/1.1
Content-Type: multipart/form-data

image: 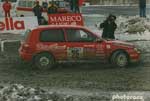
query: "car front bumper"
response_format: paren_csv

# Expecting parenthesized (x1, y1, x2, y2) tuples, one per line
(129, 52, 140, 63)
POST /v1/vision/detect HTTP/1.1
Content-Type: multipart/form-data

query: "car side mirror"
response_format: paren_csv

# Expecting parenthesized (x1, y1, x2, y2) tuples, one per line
(95, 38, 103, 42)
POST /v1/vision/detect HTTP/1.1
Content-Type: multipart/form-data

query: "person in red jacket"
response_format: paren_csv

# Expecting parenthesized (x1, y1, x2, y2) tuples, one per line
(2, 0, 12, 17)
(76, 0, 84, 13)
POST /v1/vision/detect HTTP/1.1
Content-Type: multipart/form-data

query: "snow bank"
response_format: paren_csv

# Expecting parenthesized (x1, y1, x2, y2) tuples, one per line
(0, 84, 74, 101)
(116, 16, 150, 34)
(115, 16, 150, 40)
(0, 84, 110, 101)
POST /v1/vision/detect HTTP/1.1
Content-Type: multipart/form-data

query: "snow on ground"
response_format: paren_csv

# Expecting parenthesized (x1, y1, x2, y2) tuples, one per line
(0, 84, 75, 101)
(115, 16, 150, 41)
(116, 16, 145, 34)
(0, 84, 113, 101)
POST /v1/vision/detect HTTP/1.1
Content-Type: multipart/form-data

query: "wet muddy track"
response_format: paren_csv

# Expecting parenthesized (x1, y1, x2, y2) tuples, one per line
(0, 34, 149, 91)
(0, 43, 150, 92)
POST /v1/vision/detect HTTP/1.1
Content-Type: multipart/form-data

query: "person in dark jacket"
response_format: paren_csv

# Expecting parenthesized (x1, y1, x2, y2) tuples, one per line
(70, 0, 79, 13)
(74, 0, 80, 13)
(47, 2, 58, 14)
(100, 14, 117, 39)
(69, 0, 73, 11)
(139, 0, 146, 17)
(33, 1, 43, 24)
(42, 0, 48, 9)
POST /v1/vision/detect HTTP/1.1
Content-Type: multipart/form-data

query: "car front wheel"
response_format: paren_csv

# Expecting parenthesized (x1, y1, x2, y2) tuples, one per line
(111, 51, 129, 67)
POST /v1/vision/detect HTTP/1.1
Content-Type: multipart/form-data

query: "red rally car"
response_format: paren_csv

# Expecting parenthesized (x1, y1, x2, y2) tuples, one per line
(19, 25, 140, 69)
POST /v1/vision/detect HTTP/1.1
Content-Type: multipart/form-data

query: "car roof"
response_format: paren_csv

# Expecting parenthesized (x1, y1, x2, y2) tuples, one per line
(34, 25, 86, 30)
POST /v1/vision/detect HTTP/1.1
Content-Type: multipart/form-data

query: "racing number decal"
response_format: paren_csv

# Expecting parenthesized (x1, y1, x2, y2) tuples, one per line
(67, 48, 83, 59)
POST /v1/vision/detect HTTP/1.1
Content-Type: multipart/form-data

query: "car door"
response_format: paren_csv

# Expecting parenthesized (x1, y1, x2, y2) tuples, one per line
(37, 28, 67, 60)
(65, 28, 99, 61)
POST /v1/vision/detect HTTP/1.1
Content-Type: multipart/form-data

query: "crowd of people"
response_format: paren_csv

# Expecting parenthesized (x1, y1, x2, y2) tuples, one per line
(32, 0, 81, 24)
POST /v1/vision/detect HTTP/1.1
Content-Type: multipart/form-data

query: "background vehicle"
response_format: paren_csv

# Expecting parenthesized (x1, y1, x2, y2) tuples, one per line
(19, 25, 140, 70)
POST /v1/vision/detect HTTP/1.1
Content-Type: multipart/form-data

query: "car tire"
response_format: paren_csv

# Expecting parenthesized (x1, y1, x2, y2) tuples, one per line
(111, 51, 128, 68)
(33, 53, 55, 70)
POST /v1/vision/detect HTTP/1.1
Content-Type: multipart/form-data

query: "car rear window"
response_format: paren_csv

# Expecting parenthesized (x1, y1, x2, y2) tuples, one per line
(40, 29, 65, 42)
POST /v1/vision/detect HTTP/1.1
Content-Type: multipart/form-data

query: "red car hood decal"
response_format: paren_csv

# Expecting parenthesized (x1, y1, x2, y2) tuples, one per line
(107, 40, 134, 47)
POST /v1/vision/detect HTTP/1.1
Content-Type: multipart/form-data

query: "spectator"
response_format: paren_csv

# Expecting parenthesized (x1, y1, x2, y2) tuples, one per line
(47, 2, 58, 14)
(69, 0, 73, 12)
(100, 14, 117, 39)
(33, 1, 43, 24)
(78, 0, 84, 13)
(74, 0, 80, 13)
(139, 0, 146, 17)
(2, 0, 12, 17)
(42, 1, 48, 9)
(69, 0, 79, 13)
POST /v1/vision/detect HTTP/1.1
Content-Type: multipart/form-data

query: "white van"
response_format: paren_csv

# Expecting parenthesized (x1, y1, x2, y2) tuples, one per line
(15, 0, 70, 19)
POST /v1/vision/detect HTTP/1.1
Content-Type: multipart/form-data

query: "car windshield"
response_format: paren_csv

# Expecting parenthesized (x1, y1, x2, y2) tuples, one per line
(23, 29, 31, 41)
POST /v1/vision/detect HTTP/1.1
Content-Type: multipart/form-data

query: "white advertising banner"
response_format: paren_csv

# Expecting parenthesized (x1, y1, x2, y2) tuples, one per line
(0, 17, 38, 34)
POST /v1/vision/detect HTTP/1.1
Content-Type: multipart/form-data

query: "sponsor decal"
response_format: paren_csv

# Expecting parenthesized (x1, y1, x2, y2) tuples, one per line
(48, 13, 84, 26)
(96, 44, 104, 50)
(96, 44, 104, 51)
(95, 44, 106, 57)
(36, 43, 66, 50)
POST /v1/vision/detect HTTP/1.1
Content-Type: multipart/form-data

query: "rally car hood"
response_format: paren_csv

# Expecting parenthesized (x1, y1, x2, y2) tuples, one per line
(105, 39, 134, 47)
